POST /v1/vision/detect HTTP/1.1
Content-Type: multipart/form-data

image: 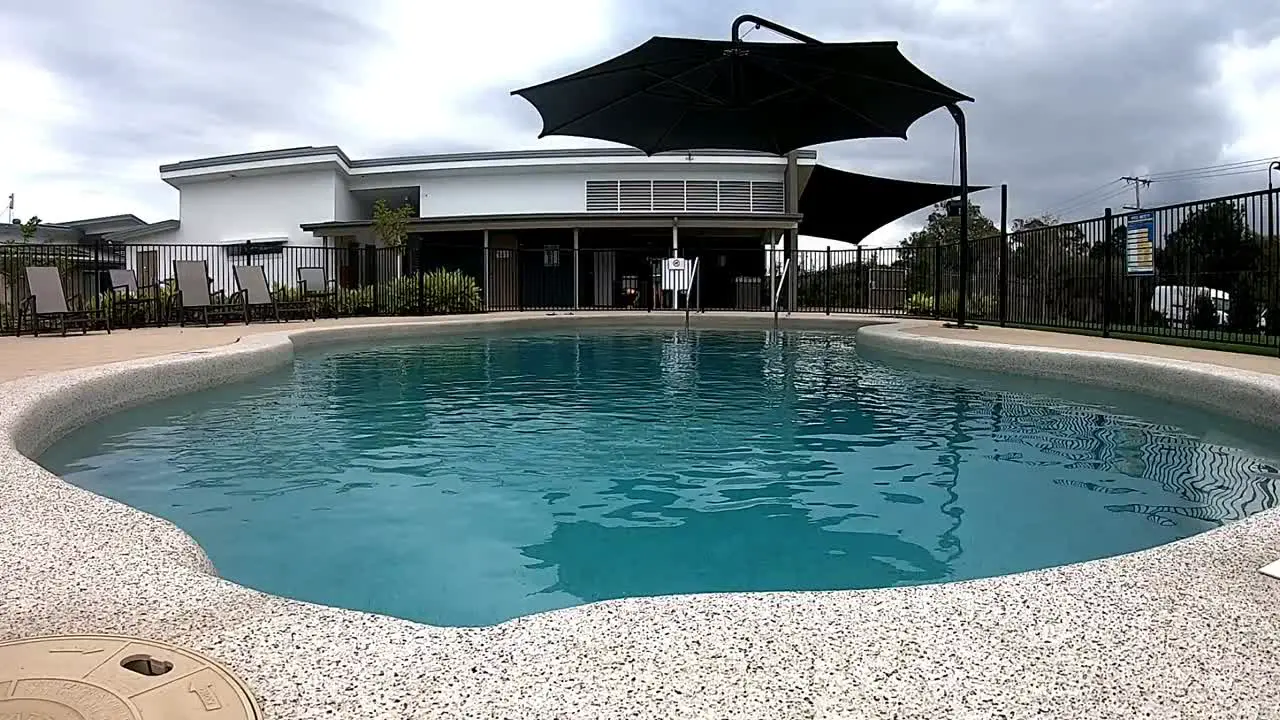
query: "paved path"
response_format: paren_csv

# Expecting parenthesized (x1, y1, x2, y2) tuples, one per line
(4, 314, 1280, 382)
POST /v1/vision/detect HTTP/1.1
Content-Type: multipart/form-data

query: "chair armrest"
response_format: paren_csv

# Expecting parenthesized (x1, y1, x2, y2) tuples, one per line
(18, 295, 34, 313)
(110, 284, 131, 296)
(67, 294, 83, 312)
(210, 289, 226, 304)
(226, 289, 247, 305)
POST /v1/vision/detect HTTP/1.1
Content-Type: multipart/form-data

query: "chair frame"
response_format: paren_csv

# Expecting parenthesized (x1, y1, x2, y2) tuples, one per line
(16, 266, 111, 337)
(235, 264, 315, 323)
(170, 260, 247, 327)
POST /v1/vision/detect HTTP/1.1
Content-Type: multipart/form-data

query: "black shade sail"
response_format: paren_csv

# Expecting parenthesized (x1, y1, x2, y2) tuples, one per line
(799, 164, 990, 245)
(511, 36, 972, 156)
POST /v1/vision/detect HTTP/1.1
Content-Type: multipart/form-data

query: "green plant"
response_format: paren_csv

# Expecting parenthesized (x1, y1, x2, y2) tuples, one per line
(372, 199, 415, 250)
(905, 291, 934, 315)
(18, 216, 41, 242)
(419, 268, 481, 313)
(1191, 293, 1219, 330)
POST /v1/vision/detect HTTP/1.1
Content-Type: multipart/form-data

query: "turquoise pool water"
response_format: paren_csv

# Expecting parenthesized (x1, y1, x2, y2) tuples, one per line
(41, 328, 1280, 626)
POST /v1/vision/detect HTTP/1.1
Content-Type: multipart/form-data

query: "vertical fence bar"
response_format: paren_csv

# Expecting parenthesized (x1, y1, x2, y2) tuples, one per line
(998, 184, 1008, 327)
(932, 243, 942, 318)
(1102, 207, 1113, 338)
(824, 246, 832, 315)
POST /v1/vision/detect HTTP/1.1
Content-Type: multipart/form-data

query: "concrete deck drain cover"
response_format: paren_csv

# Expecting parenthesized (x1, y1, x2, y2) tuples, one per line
(0, 635, 260, 719)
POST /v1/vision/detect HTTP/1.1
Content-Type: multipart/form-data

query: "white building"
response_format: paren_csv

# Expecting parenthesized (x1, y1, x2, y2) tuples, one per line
(128, 145, 818, 310)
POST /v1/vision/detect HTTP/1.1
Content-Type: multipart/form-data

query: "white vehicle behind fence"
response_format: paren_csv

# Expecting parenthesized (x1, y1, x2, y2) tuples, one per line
(1150, 285, 1267, 330)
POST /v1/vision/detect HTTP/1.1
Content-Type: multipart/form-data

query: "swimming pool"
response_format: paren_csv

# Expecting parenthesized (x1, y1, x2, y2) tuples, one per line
(40, 328, 1280, 626)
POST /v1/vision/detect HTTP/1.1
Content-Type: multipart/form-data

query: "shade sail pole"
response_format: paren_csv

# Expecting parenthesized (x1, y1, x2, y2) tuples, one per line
(944, 102, 975, 329)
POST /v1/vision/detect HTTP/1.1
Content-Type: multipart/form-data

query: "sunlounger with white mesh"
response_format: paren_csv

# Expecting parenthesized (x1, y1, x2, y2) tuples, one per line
(298, 266, 339, 317)
(235, 264, 315, 322)
(17, 266, 111, 337)
(107, 268, 163, 329)
(172, 260, 247, 327)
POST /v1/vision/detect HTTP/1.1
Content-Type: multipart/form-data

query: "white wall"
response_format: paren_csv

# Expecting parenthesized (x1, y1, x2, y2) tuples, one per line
(154, 170, 344, 294)
(352, 166, 784, 218)
(176, 170, 340, 246)
(335, 179, 358, 222)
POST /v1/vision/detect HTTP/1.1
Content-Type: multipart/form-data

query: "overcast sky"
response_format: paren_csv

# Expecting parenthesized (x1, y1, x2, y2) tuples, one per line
(2, 0, 1279, 247)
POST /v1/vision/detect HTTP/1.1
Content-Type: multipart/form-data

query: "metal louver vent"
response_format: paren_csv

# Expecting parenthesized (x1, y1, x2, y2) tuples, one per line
(585, 180, 619, 211)
(652, 180, 684, 211)
(718, 181, 751, 212)
(685, 181, 718, 211)
(583, 178, 785, 212)
(750, 181, 785, 213)
(619, 180, 652, 211)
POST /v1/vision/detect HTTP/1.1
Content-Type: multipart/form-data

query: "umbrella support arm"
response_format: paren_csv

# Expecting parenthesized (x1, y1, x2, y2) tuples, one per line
(943, 102, 976, 330)
(731, 15, 822, 44)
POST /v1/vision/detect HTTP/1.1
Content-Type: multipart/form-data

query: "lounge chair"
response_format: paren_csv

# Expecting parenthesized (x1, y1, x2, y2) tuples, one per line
(235, 265, 315, 323)
(172, 260, 246, 327)
(107, 268, 162, 329)
(17, 266, 110, 337)
(297, 266, 338, 317)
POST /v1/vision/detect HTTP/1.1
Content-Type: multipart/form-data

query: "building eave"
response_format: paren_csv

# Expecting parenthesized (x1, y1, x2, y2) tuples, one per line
(160, 145, 818, 185)
(302, 212, 803, 235)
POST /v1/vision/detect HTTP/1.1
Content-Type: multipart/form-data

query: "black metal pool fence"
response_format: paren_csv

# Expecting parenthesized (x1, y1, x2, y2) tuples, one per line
(4, 186, 1280, 351)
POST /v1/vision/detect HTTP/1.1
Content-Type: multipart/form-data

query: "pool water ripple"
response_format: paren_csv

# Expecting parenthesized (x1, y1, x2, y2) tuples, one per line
(40, 328, 1280, 626)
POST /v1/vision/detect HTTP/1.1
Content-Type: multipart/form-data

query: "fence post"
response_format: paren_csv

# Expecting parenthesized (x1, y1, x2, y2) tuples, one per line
(93, 235, 102, 314)
(1102, 207, 1113, 338)
(825, 246, 832, 315)
(932, 243, 942, 318)
(415, 243, 425, 315)
(999, 183, 1008, 327)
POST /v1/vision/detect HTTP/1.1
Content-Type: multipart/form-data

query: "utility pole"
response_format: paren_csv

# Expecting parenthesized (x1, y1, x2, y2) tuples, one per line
(1120, 176, 1152, 325)
(1120, 175, 1150, 210)
(4, 193, 12, 224)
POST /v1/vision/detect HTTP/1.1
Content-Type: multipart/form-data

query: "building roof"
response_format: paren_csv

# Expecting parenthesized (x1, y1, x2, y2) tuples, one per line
(159, 145, 818, 174)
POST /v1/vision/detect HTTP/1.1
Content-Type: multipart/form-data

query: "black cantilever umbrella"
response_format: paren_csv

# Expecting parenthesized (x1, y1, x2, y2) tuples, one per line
(511, 35, 972, 156)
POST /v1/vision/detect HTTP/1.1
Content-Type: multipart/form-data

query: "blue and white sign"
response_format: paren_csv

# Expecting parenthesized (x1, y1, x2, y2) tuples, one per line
(1125, 211, 1156, 275)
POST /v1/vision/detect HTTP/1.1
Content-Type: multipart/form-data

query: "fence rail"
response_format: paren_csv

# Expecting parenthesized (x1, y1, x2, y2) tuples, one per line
(4, 185, 1280, 351)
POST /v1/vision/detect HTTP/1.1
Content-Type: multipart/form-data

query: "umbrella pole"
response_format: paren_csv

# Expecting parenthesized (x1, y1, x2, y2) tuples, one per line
(731, 15, 821, 43)
(943, 102, 976, 330)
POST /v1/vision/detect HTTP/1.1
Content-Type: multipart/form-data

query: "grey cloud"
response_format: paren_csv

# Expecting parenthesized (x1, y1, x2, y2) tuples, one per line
(7, 0, 1280, 233)
(5, 0, 380, 216)
(611, 1, 1280, 232)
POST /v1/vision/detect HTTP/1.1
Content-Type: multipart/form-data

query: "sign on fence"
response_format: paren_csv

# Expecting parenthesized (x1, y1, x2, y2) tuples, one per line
(1125, 211, 1156, 275)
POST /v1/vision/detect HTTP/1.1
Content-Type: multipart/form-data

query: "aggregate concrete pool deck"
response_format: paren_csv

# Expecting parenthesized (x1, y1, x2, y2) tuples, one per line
(3, 312, 1280, 719)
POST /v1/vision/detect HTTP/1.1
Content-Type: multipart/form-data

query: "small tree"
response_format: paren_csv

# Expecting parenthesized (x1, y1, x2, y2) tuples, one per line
(1190, 293, 1219, 330)
(1228, 282, 1260, 333)
(18, 215, 40, 242)
(371, 199, 414, 249)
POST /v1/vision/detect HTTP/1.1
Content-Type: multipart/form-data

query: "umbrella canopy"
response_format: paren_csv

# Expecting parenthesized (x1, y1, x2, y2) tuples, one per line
(799, 164, 991, 245)
(511, 36, 972, 156)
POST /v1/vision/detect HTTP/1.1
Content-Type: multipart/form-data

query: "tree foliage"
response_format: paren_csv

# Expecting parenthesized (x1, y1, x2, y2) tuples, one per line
(896, 201, 999, 293)
(371, 199, 415, 249)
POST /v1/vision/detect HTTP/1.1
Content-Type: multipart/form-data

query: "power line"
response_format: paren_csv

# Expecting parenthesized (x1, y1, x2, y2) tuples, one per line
(1035, 153, 1280, 219)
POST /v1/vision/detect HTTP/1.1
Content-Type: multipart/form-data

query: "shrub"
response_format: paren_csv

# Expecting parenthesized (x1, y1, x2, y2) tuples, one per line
(1227, 283, 1260, 333)
(419, 268, 482, 314)
(1190, 293, 1219, 330)
(905, 291, 934, 315)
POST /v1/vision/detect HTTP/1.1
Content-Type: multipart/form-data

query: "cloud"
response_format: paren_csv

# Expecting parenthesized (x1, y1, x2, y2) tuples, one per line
(0, 0, 620, 222)
(1, 0, 1278, 246)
